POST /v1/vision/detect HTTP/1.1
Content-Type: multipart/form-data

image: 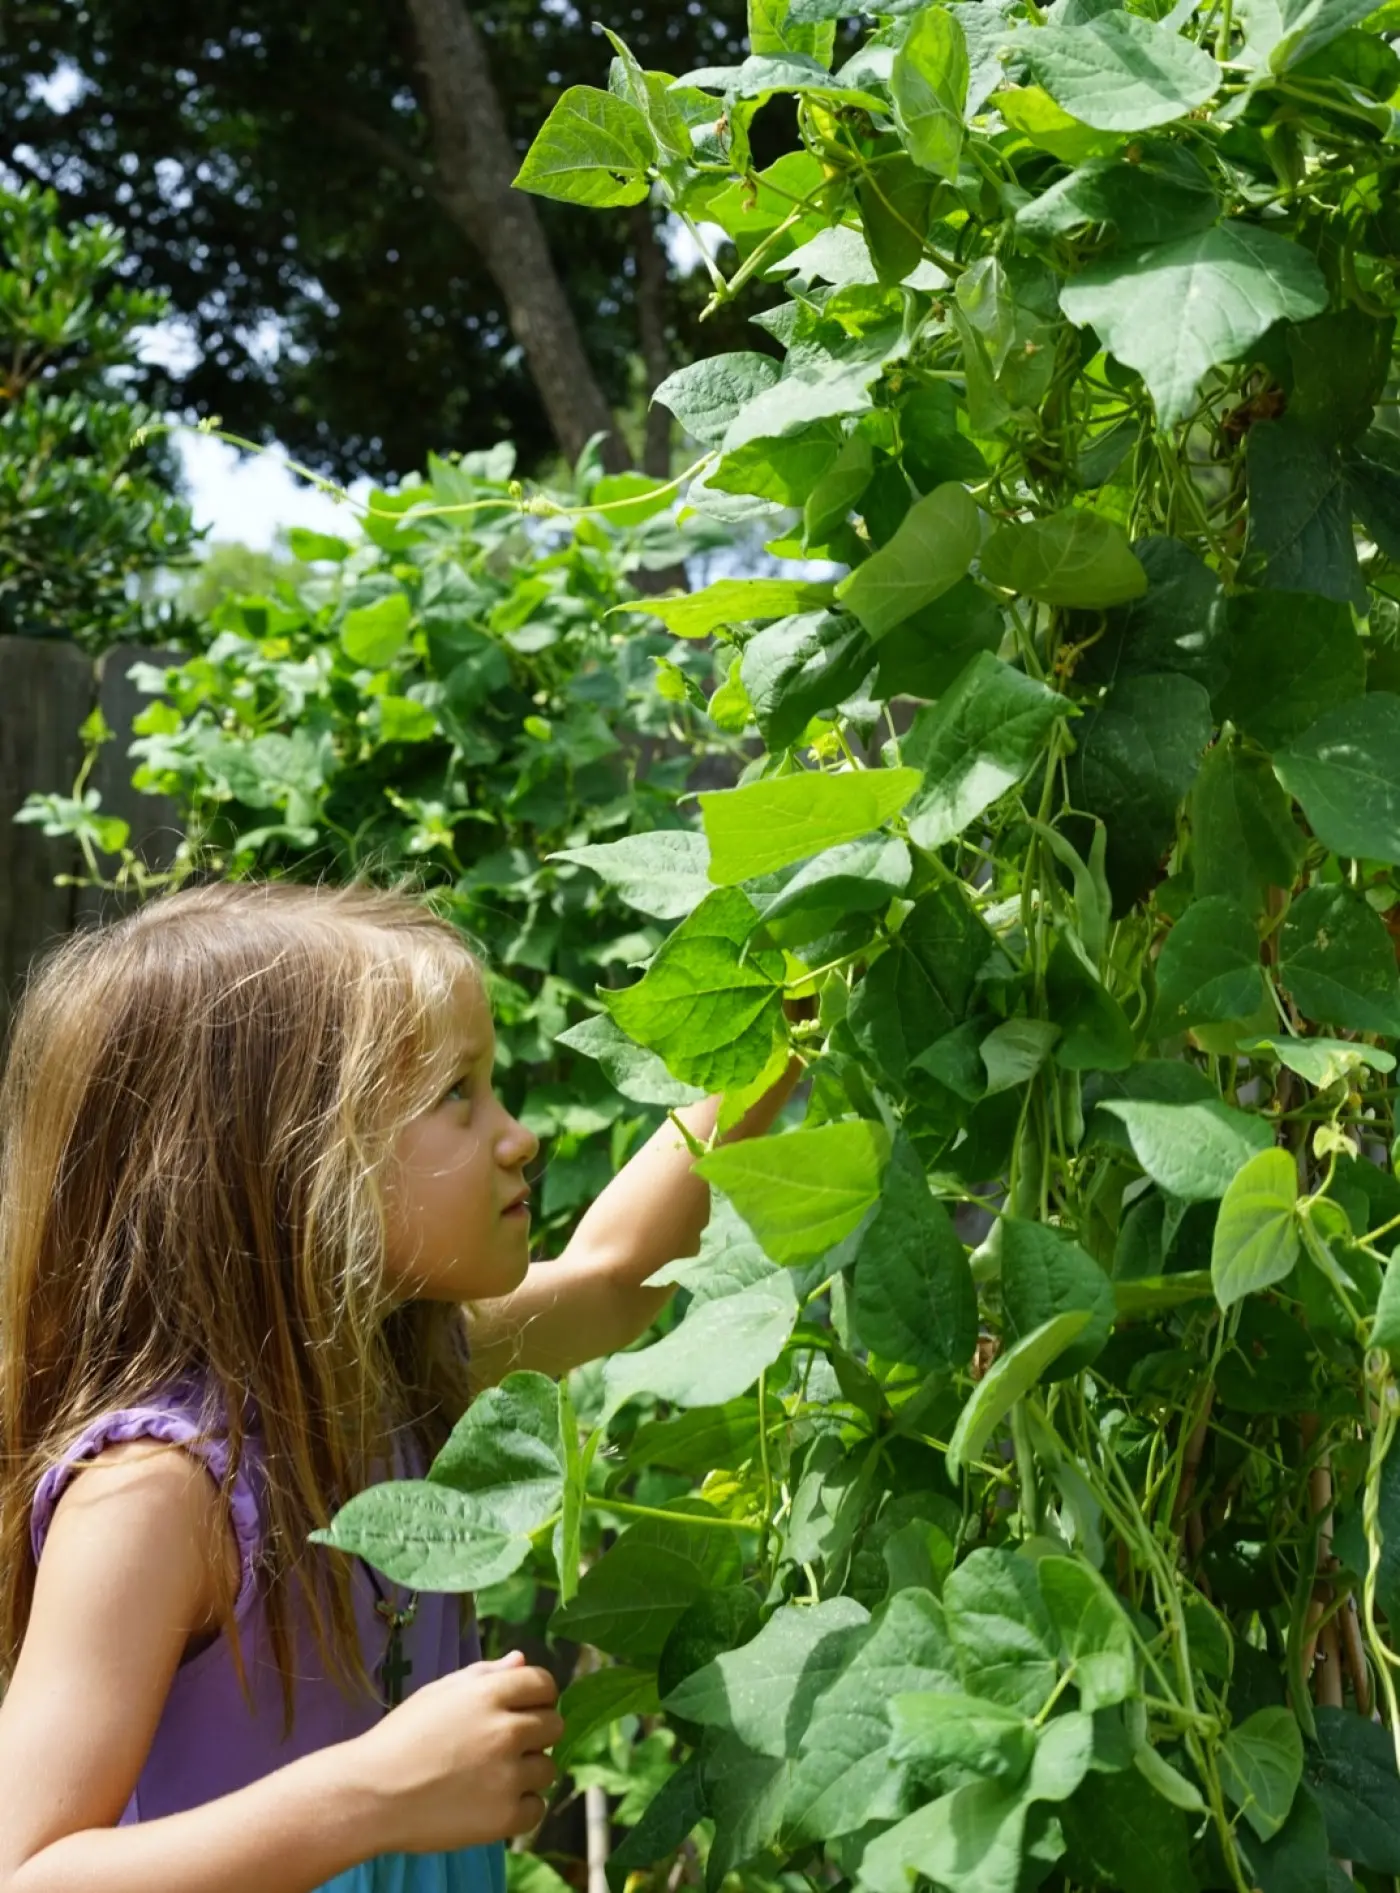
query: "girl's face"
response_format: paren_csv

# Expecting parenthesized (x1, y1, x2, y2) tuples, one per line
(383, 971, 540, 1303)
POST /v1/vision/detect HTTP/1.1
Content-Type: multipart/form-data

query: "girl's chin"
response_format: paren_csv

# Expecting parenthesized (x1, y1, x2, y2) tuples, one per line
(394, 1247, 530, 1305)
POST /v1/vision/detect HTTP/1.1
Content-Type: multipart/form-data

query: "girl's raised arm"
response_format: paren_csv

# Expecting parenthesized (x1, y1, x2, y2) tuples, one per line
(466, 1051, 804, 1385)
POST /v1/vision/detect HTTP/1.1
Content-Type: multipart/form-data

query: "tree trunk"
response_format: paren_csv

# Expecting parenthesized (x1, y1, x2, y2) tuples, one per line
(404, 0, 629, 473)
(630, 203, 673, 481)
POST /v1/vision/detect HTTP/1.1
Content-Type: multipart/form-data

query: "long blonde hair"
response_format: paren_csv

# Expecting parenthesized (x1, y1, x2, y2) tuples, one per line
(0, 878, 484, 1724)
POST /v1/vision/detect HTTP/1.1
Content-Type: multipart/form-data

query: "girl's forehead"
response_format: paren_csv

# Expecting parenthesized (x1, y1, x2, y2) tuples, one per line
(435, 966, 492, 1060)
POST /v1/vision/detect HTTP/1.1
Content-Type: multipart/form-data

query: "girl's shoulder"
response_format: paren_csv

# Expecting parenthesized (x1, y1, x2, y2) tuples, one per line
(31, 1385, 264, 1630)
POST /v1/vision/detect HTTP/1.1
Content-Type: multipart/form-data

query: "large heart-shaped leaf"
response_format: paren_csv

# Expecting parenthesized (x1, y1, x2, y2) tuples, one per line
(1275, 694, 1400, 865)
(701, 767, 922, 883)
(1021, 12, 1220, 130)
(513, 86, 656, 205)
(1060, 224, 1327, 427)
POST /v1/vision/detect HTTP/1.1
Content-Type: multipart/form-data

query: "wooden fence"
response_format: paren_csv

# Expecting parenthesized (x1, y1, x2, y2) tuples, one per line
(0, 637, 180, 1049)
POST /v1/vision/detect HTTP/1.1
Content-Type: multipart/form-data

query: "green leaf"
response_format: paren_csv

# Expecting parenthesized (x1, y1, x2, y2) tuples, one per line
(427, 1371, 563, 1534)
(1221, 1707, 1304, 1842)
(1288, 306, 1395, 449)
(340, 591, 412, 667)
(888, 1691, 1036, 1784)
(1245, 1783, 1334, 1893)
(311, 1482, 530, 1592)
(998, 82, 1124, 162)
(1191, 740, 1305, 916)
(620, 577, 836, 641)
(602, 1273, 799, 1419)
(1150, 895, 1265, 1034)
(696, 1120, 891, 1264)
(902, 653, 1064, 849)
(1022, 12, 1220, 129)
(892, 6, 969, 177)
(804, 434, 875, 542)
(702, 1735, 790, 1888)
(606, 1761, 707, 1893)
(1278, 885, 1400, 1036)
(1060, 224, 1327, 428)
(783, 1591, 963, 1842)
(943, 1548, 1060, 1716)
(851, 886, 997, 1084)
(591, 472, 674, 527)
(556, 1666, 662, 1773)
(749, 0, 836, 63)
(945, 1311, 1094, 1479)
(1037, 1556, 1137, 1712)
(1305, 1706, 1400, 1873)
(1211, 1147, 1300, 1310)
(1372, 1257, 1400, 1356)
(740, 611, 875, 750)
(604, 887, 786, 1092)
(659, 1587, 763, 1704)
(858, 1775, 1031, 1893)
(1046, 937, 1135, 1071)
(1016, 142, 1219, 244)
(834, 484, 981, 638)
(1113, 1271, 1214, 1315)
(1066, 673, 1213, 911)
(1242, 0, 1382, 70)
(1244, 418, 1363, 609)
(999, 1218, 1115, 1376)
(1214, 591, 1365, 750)
(863, 1714, 1096, 1893)
(551, 1506, 743, 1660)
(713, 423, 844, 508)
(288, 526, 351, 562)
(556, 1013, 706, 1109)
(513, 86, 655, 206)
(857, 156, 937, 290)
(1078, 535, 1226, 693)
(873, 578, 1005, 702)
(980, 510, 1147, 608)
(701, 767, 923, 884)
(1061, 1766, 1197, 1893)
(1243, 1035, 1395, 1090)
(552, 829, 711, 920)
(662, 1597, 870, 1757)
(1275, 694, 1400, 865)
(980, 1017, 1059, 1094)
(775, 1590, 961, 1839)
(852, 1133, 978, 1372)
(756, 834, 911, 944)
(1099, 1098, 1274, 1200)
(654, 353, 783, 446)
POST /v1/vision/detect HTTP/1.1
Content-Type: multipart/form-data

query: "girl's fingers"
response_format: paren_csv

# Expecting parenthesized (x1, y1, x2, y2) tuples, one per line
(521, 1752, 558, 1792)
(491, 1663, 559, 1709)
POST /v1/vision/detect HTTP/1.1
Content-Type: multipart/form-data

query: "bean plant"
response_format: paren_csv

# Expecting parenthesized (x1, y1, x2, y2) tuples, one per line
(323, 0, 1400, 1887)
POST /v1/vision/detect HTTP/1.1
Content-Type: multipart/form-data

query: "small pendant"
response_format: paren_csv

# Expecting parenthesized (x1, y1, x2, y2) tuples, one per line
(375, 1595, 418, 1709)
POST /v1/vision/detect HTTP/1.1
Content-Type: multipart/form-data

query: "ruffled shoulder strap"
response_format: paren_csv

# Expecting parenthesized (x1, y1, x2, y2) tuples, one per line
(31, 1390, 266, 1621)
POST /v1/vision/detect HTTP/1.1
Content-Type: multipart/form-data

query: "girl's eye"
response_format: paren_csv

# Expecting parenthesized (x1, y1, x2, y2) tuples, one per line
(443, 1076, 472, 1106)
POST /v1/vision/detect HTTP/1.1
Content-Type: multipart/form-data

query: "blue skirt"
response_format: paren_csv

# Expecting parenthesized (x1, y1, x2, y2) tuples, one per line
(320, 1841, 508, 1893)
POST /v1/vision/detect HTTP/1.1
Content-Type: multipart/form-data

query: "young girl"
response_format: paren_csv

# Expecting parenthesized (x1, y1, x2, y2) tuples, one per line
(0, 879, 800, 1893)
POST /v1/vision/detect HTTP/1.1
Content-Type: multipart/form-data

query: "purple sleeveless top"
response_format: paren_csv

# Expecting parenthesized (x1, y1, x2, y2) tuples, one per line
(30, 1386, 503, 1892)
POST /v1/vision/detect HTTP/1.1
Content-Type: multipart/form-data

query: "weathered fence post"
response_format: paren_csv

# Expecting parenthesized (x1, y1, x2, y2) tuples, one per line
(0, 638, 181, 1049)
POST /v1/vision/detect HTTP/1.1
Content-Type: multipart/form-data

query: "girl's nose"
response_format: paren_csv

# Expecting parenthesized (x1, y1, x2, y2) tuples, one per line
(501, 1111, 540, 1168)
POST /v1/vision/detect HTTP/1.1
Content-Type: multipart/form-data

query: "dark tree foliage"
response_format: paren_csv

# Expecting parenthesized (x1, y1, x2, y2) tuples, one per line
(0, 0, 785, 481)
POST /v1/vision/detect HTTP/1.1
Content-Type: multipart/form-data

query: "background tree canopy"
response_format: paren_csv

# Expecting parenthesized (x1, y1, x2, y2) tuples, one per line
(0, 0, 799, 481)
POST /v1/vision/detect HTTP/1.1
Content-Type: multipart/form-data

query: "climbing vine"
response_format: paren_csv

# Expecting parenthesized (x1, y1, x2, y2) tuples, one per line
(201, 0, 1400, 1886)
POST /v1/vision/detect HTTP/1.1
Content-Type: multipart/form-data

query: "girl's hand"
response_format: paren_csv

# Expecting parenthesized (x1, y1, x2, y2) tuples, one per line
(348, 1650, 562, 1855)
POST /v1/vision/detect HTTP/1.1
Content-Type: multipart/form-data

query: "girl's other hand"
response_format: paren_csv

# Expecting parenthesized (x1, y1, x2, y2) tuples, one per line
(347, 1650, 562, 1856)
